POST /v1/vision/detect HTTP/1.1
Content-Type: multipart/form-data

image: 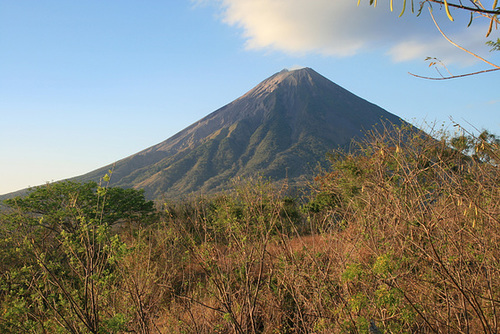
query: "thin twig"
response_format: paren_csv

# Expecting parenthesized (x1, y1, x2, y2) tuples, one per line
(409, 67, 500, 80)
(429, 7, 500, 69)
(410, 6, 500, 80)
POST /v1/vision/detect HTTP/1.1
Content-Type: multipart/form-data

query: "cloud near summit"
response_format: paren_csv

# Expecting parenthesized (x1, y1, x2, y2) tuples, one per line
(207, 0, 492, 64)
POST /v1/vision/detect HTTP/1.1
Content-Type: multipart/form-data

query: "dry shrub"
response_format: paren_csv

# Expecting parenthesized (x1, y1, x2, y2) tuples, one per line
(96, 124, 500, 333)
(308, 124, 500, 333)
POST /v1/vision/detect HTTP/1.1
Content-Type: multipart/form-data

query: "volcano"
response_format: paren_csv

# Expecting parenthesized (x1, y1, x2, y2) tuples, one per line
(74, 67, 406, 199)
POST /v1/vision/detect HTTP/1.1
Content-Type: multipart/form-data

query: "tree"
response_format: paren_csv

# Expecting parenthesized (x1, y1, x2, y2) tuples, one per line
(364, 0, 500, 79)
(4, 180, 155, 233)
(0, 181, 155, 333)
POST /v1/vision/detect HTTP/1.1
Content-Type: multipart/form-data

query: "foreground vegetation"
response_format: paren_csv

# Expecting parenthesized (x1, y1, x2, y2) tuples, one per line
(1, 125, 500, 333)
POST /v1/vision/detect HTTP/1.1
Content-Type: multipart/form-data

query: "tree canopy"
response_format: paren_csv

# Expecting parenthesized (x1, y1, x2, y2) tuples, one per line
(4, 180, 155, 233)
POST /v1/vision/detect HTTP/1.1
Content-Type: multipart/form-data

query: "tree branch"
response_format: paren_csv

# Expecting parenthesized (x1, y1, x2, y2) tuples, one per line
(429, 7, 500, 69)
(410, 7, 500, 80)
(409, 67, 500, 80)
(426, 0, 500, 16)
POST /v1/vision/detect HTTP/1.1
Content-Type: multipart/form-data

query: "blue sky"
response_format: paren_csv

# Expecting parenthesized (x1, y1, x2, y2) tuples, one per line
(1, 0, 499, 195)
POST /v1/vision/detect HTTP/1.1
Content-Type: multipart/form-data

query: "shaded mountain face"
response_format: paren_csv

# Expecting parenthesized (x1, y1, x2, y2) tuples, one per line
(76, 68, 405, 199)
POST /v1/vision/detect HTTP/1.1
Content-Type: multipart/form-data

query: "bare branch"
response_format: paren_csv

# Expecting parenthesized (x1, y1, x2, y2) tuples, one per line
(409, 67, 500, 80)
(410, 7, 500, 79)
(429, 7, 500, 69)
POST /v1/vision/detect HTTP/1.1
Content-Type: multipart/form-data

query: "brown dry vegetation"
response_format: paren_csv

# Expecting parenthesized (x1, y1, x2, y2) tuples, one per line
(1, 124, 500, 333)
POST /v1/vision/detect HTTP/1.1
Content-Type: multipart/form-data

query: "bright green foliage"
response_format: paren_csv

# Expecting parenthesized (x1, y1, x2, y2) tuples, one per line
(487, 38, 500, 51)
(4, 181, 155, 231)
(0, 181, 154, 333)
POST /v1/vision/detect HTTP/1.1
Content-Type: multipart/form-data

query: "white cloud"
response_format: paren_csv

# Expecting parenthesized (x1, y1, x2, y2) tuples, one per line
(209, 0, 495, 64)
(388, 23, 494, 66)
(288, 65, 307, 71)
